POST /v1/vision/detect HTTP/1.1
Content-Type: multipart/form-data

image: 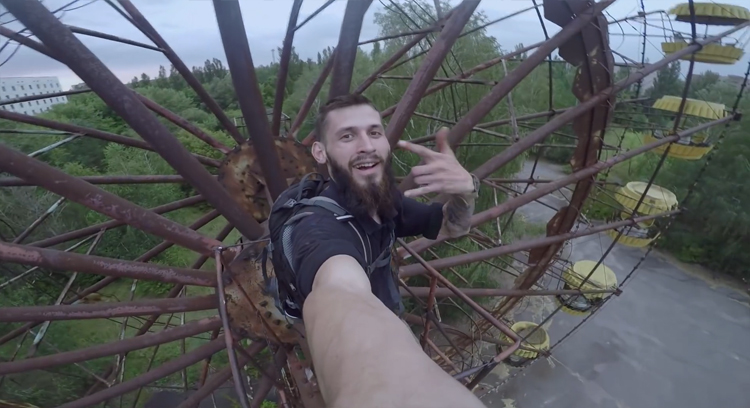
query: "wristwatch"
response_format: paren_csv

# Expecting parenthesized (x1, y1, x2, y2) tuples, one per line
(468, 173, 480, 198)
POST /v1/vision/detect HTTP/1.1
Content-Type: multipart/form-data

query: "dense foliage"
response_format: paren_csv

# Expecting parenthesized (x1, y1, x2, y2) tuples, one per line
(1, 1, 750, 405)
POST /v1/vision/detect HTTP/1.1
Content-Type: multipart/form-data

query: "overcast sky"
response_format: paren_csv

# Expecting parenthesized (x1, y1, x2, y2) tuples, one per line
(1, 0, 749, 90)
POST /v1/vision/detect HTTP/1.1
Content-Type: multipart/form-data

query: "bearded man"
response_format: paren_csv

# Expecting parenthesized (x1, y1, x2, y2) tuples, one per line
(282, 94, 485, 408)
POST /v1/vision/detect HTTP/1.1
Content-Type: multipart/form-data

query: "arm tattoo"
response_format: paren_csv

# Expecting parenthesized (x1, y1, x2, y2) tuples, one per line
(441, 193, 474, 238)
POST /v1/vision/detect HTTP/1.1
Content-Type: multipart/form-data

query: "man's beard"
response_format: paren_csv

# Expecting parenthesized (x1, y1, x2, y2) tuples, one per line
(328, 153, 400, 221)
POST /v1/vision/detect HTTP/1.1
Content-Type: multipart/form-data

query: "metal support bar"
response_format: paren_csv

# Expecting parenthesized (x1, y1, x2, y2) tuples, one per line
(290, 52, 335, 139)
(385, 0, 480, 145)
(399, 0, 615, 189)
(57, 338, 226, 408)
(470, 22, 750, 181)
(11, 197, 66, 244)
(0, 241, 218, 287)
(0, 317, 221, 375)
(65, 24, 161, 51)
(2, 0, 265, 241)
(0, 175, 188, 187)
(400, 210, 679, 277)
(273, 0, 304, 136)
(0, 109, 220, 167)
(0, 296, 217, 322)
(213, 0, 288, 200)
(114, 0, 245, 143)
(0, 144, 221, 255)
(398, 238, 521, 361)
(329, 0, 373, 98)
(28, 195, 204, 248)
(400, 286, 617, 298)
(175, 342, 266, 408)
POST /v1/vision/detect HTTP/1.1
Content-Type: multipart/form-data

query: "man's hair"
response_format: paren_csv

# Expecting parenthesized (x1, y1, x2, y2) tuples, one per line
(314, 94, 377, 143)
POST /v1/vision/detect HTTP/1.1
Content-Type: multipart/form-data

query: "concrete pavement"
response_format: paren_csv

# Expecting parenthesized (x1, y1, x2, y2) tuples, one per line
(476, 160, 750, 408)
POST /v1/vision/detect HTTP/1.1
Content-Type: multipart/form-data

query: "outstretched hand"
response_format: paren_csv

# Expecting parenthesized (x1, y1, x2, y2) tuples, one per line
(397, 127, 475, 198)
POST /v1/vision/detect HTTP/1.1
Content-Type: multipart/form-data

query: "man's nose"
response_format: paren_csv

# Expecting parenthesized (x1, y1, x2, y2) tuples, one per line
(357, 131, 375, 152)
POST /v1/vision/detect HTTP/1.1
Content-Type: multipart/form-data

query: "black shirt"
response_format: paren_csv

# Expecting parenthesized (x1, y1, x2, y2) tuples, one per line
(289, 181, 444, 313)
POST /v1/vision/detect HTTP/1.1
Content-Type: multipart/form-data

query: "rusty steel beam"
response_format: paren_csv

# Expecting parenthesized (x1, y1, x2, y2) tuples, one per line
(86, 224, 235, 397)
(300, 9, 456, 144)
(28, 195, 204, 248)
(2, 212, 218, 367)
(329, 0, 373, 98)
(399, 0, 615, 189)
(301, 33, 538, 146)
(59, 337, 226, 408)
(3, 1, 265, 242)
(114, 0, 244, 143)
(398, 238, 521, 361)
(273, 0, 304, 136)
(379, 75, 498, 85)
(470, 22, 750, 182)
(0, 145, 221, 255)
(65, 24, 161, 51)
(381, 4, 543, 77)
(0, 87, 90, 106)
(475, 97, 650, 129)
(249, 347, 288, 408)
(11, 197, 65, 244)
(290, 52, 335, 140)
(0, 317, 221, 375)
(295, 0, 336, 31)
(0, 26, 231, 154)
(0, 295, 216, 322)
(358, 26, 438, 46)
(0, 174, 189, 187)
(136, 94, 231, 153)
(353, 9, 456, 96)
(400, 286, 617, 298)
(0, 109, 220, 168)
(385, 0, 480, 145)
(137, 223, 234, 337)
(400, 210, 679, 277)
(176, 342, 266, 408)
(213, 0, 288, 200)
(0, 241, 218, 286)
(380, 40, 544, 122)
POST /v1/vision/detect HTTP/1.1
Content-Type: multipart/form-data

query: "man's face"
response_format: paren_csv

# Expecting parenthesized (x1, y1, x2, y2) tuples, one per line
(312, 104, 390, 188)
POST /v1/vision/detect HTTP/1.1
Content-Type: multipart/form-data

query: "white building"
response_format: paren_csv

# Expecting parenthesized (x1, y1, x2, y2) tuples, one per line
(0, 77, 68, 116)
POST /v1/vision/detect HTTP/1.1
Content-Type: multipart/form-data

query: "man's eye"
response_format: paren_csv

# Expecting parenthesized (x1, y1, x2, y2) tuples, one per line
(341, 134, 353, 140)
(370, 130, 383, 137)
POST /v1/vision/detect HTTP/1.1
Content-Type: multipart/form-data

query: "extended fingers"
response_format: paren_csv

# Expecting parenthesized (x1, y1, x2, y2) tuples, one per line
(410, 163, 440, 177)
(413, 173, 441, 186)
(404, 184, 441, 198)
(397, 140, 438, 160)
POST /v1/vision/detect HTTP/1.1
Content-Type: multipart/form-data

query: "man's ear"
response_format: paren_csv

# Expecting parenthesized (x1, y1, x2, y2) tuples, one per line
(311, 141, 327, 164)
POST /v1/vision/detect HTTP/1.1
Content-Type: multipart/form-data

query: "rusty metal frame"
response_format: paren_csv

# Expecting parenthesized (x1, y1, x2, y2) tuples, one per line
(212, 0, 288, 200)
(0, 1, 747, 406)
(2, 0, 266, 241)
(329, 0, 374, 98)
(113, 0, 245, 143)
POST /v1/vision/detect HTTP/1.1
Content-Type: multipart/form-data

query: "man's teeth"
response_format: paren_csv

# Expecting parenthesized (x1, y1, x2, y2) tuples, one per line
(354, 162, 377, 169)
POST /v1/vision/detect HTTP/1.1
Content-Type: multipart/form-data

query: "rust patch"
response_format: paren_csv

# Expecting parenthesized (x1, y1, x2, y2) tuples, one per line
(224, 239, 299, 344)
(218, 136, 317, 222)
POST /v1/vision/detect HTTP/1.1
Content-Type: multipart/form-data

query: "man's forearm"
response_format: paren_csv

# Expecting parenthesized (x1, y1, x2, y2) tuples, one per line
(304, 256, 486, 408)
(440, 193, 475, 237)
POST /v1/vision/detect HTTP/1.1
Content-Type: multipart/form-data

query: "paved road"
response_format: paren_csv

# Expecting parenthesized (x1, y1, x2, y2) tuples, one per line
(476, 160, 750, 408)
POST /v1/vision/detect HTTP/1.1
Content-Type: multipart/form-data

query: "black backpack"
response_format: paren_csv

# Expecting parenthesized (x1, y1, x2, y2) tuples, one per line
(264, 173, 394, 319)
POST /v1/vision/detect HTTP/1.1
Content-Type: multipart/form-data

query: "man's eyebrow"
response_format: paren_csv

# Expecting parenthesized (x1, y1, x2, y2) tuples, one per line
(335, 126, 358, 135)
